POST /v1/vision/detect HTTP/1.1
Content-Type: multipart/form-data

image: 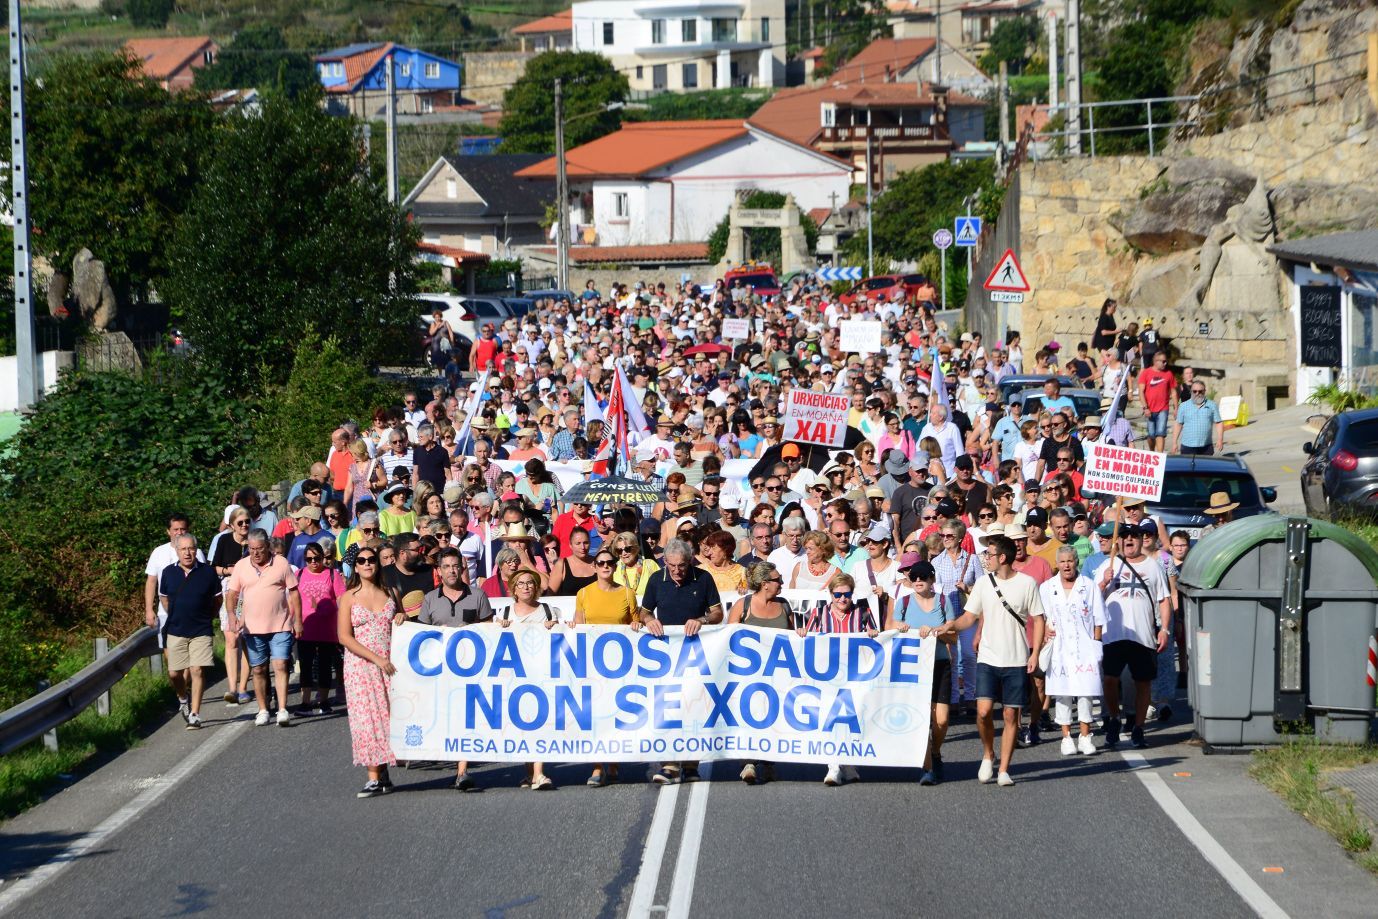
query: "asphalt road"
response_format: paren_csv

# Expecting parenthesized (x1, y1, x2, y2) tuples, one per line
(0, 699, 1267, 919)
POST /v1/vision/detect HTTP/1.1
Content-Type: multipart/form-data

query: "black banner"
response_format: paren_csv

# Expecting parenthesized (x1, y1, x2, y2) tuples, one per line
(1299, 285, 1342, 368)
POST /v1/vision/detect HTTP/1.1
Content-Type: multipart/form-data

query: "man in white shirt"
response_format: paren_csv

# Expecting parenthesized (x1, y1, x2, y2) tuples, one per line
(918, 404, 966, 479)
(145, 513, 206, 651)
(766, 516, 808, 582)
(1093, 522, 1171, 750)
(935, 534, 1044, 787)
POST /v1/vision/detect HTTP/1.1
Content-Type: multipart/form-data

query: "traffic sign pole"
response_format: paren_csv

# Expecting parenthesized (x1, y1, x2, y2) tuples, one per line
(931, 229, 953, 312)
(940, 248, 946, 310)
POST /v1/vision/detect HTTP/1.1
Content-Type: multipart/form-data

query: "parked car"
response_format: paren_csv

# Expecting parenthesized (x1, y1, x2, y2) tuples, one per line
(1301, 407, 1378, 519)
(837, 273, 929, 306)
(1010, 388, 1102, 420)
(1083, 454, 1276, 541)
(996, 374, 1077, 405)
(416, 294, 516, 345)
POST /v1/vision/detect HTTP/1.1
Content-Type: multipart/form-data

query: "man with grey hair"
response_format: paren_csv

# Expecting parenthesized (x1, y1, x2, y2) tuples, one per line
(637, 538, 724, 784)
(918, 403, 965, 478)
(225, 529, 303, 727)
(412, 422, 448, 491)
(380, 426, 412, 482)
(767, 516, 807, 581)
(159, 533, 221, 729)
(549, 408, 581, 461)
(738, 522, 774, 567)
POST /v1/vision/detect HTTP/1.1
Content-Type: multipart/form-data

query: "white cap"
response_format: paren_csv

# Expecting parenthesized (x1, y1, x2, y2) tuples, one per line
(721, 492, 741, 510)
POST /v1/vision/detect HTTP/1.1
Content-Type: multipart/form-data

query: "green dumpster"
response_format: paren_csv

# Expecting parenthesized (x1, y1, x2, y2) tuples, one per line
(1180, 516, 1378, 746)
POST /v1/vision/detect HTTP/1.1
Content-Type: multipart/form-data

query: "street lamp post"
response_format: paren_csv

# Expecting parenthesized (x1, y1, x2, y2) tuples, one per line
(554, 90, 624, 292)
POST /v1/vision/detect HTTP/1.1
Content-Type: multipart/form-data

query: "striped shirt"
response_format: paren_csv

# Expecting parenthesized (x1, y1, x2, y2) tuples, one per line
(803, 599, 878, 634)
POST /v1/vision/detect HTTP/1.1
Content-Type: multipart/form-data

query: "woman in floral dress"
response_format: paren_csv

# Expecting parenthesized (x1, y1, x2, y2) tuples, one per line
(336, 546, 400, 798)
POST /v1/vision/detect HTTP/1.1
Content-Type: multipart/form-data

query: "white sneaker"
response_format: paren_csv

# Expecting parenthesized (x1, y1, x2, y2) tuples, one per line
(823, 766, 843, 786)
(1145, 704, 1158, 722)
(977, 759, 994, 784)
(1078, 733, 1098, 755)
(253, 709, 271, 726)
(1060, 735, 1077, 756)
(997, 772, 1015, 787)
(841, 765, 860, 783)
(276, 709, 291, 727)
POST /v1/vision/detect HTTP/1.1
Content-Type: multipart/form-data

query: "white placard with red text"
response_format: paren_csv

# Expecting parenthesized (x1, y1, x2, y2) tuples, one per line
(782, 390, 851, 447)
(1083, 442, 1166, 502)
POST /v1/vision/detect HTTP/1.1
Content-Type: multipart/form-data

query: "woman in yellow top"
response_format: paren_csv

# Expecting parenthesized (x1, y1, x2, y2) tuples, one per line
(611, 531, 659, 603)
(378, 484, 416, 537)
(574, 548, 637, 787)
(699, 530, 747, 596)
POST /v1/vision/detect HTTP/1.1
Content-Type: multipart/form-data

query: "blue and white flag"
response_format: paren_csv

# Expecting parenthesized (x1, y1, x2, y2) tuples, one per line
(583, 378, 604, 425)
(617, 365, 650, 435)
(455, 368, 491, 454)
(1100, 350, 1135, 437)
(929, 347, 949, 409)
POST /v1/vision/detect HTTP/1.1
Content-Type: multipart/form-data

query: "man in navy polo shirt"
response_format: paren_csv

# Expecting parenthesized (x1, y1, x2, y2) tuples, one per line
(636, 538, 723, 784)
(159, 534, 222, 730)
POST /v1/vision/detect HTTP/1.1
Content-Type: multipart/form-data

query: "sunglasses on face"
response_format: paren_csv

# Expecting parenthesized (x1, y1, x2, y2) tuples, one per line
(595, 559, 615, 568)
(355, 556, 378, 565)
(832, 591, 853, 599)
(921, 514, 936, 521)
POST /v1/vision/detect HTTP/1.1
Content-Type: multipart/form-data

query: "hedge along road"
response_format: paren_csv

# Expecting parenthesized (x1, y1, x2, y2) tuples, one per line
(0, 704, 1271, 919)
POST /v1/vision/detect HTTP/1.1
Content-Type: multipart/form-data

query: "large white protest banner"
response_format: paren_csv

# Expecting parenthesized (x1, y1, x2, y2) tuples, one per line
(782, 389, 850, 447)
(1083, 442, 1167, 502)
(838, 320, 882, 353)
(389, 622, 934, 767)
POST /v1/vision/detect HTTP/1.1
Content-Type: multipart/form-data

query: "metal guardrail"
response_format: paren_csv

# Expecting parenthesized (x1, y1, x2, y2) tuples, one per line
(0, 627, 159, 756)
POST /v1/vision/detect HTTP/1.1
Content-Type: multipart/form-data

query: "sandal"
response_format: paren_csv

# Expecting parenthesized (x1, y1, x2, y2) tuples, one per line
(532, 775, 555, 791)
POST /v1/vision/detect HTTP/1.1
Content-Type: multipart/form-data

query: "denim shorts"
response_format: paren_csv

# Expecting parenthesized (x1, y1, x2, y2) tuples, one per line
(975, 663, 1028, 708)
(245, 631, 294, 667)
(1145, 410, 1169, 438)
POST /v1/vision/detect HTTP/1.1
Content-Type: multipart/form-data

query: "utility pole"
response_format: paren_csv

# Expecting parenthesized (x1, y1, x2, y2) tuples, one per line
(1048, 11, 1059, 111)
(964, 195, 973, 285)
(1066, 0, 1083, 156)
(385, 52, 399, 203)
(933, 0, 942, 85)
(865, 109, 873, 277)
(554, 79, 569, 292)
(998, 60, 1009, 146)
(9, 0, 36, 410)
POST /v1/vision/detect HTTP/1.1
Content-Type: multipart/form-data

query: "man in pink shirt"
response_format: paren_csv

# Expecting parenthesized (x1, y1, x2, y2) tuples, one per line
(225, 530, 303, 727)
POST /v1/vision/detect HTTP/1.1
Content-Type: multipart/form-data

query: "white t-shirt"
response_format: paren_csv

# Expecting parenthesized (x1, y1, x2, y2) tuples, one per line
(1094, 555, 1169, 647)
(767, 546, 804, 582)
(964, 571, 1044, 668)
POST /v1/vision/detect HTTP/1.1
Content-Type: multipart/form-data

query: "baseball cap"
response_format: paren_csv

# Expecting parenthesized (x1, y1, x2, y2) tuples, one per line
(1095, 522, 1117, 537)
(907, 560, 936, 582)
(954, 455, 975, 471)
(291, 505, 322, 521)
(721, 492, 741, 510)
(934, 499, 959, 518)
(781, 443, 801, 459)
(1024, 507, 1049, 528)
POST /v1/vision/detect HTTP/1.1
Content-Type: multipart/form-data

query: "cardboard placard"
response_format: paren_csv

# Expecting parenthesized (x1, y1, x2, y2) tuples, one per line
(1083, 442, 1166, 502)
(838, 319, 882, 353)
(782, 390, 851, 447)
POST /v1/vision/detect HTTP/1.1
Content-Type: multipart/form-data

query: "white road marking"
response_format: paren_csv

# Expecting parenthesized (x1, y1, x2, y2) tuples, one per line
(0, 719, 249, 915)
(625, 781, 681, 919)
(1119, 751, 1289, 919)
(665, 764, 713, 919)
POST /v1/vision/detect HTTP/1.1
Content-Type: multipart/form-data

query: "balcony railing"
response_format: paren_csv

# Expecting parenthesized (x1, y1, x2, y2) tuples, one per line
(819, 124, 944, 143)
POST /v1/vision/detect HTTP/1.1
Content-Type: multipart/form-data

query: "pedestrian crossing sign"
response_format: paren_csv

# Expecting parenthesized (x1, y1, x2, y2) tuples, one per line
(954, 216, 981, 247)
(983, 248, 1031, 293)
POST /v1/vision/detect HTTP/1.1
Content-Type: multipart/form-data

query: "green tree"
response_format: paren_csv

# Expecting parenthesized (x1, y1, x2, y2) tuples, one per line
(811, 0, 889, 78)
(706, 191, 819, 266)
(842, 159, 997, 275)
(163, 92, 420, 390)
(193, 24, 321, 98)
(979, 17, 1040, 75)
(21, 53, 218, 307)
(498, 52, 628, 154)
(127, 0, 173, 27)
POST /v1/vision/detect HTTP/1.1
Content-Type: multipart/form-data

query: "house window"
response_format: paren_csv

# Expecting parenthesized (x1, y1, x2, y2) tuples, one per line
(421, 96, 434, 114)
(203, 50, 215, 65)
(652, 19, 666, 44)
(612, 193, 629, 219)
(711, 18, 736, 42)
(446, 177, 457, 199)
(682, 19, 697, 42)
(761, 17, 770, 42)
(602, 22, 614, 45)
(424, 61, 440, 79)
(399, 62, 411, 77)
(636, 65, 643, 80)
(653, 64, 667, 90)
(820, 102, 836, 127)
(332, 62, 344, 77)
(682, 62, 698, 89)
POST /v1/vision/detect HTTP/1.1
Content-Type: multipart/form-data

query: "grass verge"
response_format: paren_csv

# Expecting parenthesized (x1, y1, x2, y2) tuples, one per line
(0, 661, 169, 820)
(1251, 741, 1378, 875)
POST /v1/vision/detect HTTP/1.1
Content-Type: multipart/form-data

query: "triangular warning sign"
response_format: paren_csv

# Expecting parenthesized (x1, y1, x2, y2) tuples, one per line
(983, 248, 1031, 293)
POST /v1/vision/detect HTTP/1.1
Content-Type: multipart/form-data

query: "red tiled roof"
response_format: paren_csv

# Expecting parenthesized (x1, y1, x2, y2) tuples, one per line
(124, 36, 216, 81)
(515, 120, 748, 180)
(808, 207, 832, 225)
(321, 42, 395, 94)
(748, 83, 985, 148)
(832, 38, 935, 84)
(418, 241, 491, 265)
(799, 46, 827, 60)
(513, 9, 572, 34)
(570, 243, 709, 264)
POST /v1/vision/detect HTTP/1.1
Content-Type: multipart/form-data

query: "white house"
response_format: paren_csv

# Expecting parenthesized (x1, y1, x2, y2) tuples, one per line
(514, 119, 852, 248)
(571, 0, 785, 93)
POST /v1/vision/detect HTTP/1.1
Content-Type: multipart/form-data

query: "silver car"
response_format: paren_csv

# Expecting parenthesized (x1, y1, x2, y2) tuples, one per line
(1301, 408, 1378, 519)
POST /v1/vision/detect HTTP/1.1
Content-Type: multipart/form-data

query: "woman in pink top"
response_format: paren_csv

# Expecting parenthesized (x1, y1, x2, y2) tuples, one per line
(296, 543, 346, 715)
